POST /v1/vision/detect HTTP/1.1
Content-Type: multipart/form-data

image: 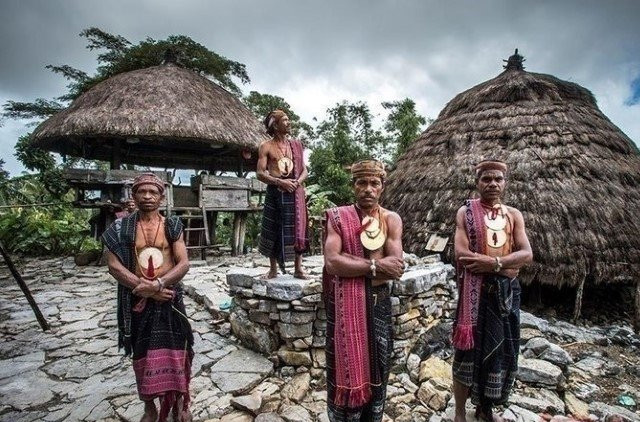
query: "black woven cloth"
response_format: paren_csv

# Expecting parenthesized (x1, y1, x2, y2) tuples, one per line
(326, 281, 393, 422)
(452, 275, 520, 411)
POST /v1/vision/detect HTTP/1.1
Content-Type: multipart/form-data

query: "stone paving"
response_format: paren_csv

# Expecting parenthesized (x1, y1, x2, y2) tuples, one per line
(0, 256, 274, 422)
(2, 255, 640, 422)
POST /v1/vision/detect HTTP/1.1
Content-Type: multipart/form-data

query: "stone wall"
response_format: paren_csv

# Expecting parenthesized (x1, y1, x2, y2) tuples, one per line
(227, 255, 457, 376)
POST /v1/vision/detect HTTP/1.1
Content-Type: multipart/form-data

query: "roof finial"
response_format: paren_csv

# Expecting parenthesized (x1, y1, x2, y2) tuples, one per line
(503, 48, 525, 71)
(162, 48, 179, 65)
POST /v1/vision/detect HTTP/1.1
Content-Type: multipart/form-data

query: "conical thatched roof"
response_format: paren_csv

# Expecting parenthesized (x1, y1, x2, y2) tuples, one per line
(31, 63, 267, 172)
(384, 51, 640, 287)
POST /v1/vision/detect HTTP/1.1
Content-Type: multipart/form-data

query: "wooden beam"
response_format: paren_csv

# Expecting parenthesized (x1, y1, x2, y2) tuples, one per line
(0, 241, 50, 332)
(111, 139, 122, 170)
(635, 280, 640, 334)
(573, 276, 586, 323)
(232, 212, 242, 256)
(238, 212, 247, 255)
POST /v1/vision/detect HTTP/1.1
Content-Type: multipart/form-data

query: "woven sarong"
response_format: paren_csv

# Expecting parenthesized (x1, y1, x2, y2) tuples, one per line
(452, 275, 520, 409)
(326, 282, 393, 422)
(102, 212, 194, 421)
(258, 139, 309, 270)
(258, 184, 296, 269)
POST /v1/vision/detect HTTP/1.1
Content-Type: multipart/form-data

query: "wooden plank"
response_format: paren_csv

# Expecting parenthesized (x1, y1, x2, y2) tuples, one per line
(201, 189, 249, 209)
(201, 206, 210, 246)
(64, 168, 169, 184)
(635, 281, 640, 333)
(231, 213, 242, 256)
(192, 175, 267, 193)
(0, 241, 49, 331)
(194, 175, 252, 189)
(237, 212, 247, 255)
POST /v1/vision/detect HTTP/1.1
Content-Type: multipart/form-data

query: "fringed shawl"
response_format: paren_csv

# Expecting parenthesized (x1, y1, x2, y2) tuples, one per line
(324, 205, 372, 408)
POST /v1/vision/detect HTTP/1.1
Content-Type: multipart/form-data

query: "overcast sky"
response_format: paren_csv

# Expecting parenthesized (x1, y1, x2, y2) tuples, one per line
(1, 0, 639, 175)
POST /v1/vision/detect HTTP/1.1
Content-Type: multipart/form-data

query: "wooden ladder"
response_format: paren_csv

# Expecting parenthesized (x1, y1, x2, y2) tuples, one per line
(171, 206, 210, 260)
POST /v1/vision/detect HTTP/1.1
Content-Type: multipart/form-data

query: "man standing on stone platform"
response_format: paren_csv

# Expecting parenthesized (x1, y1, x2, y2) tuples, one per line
(451, 160, 533, 422)
(257, 109, 309, 279)
(102, 173, 194, 422)
(323, 159, 405, 421)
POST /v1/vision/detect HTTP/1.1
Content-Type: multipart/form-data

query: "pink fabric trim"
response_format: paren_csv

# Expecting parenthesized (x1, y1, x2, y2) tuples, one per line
(325, 206, 372, 408)
(133, 348, 191, 398)
(452, 199, 486, 350)
(291, 139, 308, 253)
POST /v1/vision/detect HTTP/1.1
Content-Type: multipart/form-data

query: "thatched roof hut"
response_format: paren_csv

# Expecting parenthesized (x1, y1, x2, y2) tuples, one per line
(31, 61, 267, 172)
(384, 50, 640, 292)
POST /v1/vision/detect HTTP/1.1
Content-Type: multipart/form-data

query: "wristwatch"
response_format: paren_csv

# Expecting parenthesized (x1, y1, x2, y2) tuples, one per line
(493, 257, 502, 273)
(370, 259, 377, 277)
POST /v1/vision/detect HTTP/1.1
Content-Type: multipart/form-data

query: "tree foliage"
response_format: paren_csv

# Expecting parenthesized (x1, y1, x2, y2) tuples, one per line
(0, 175, 96, 255)
(382, 98, 429, 161)
(308, 102, 388, 204)
(307, 99, 428, 206)
(243, 91, 314, 140)
(3, 27, 251, 121)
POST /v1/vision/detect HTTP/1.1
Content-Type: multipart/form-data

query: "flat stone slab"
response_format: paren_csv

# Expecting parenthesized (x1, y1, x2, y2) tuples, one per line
(227, 268, 319, 301)
(210, 349, 274, 394)
(517, 357, 564, 387)
(393, 264, 450, 296)
(183, 278, 232, 319)
(227, 267, 269, 288)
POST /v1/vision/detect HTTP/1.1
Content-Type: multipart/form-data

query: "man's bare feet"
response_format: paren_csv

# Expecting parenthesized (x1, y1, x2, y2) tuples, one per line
(179, 409, 193, 422)
(475, 406, 504, 422)
(174, 395, 192, 422)
(260, 269, 278, 280)
(453, 414, 467, 422)
(293, 270, 310, 280)
(140, 400, 157, 422)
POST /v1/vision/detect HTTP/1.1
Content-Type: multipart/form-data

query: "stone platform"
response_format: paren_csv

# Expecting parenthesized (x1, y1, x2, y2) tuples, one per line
(227, 256, 457, 374)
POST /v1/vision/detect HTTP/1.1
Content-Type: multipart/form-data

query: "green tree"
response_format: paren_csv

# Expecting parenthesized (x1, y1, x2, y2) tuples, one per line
(243, 91, 314, 140)
(3, 27, 250, 120)
(3, 28, 252, 197)
(0, 160, 9, 205)
(0, 174, 96, 255)
(309, 101, 389, 205)
(382, 98, 429, 161)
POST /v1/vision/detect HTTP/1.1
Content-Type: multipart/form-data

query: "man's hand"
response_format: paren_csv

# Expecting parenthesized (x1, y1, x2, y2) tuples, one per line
(132, 278, 159, 298)
(279, 179, 297, 193)
(376, 256, 405, 279)
(150, 288, 174, 303)
(458, 254, 496, 274)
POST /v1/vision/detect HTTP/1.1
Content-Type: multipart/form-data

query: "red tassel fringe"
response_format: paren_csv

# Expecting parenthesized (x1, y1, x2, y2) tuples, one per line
(335, 384, 372, 408)
(452, 324, 474, 350)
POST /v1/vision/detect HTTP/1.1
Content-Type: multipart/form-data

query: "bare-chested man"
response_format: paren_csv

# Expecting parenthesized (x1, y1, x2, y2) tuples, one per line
(451, 160, 533, 422)
(323, 159, 404, 422)
(257, 110, 309, 279)
(102, 173, 193, 422)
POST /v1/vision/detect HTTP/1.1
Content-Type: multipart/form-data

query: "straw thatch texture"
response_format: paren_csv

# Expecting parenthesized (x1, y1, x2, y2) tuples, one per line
(31, 63, 267, 171)
(383, 67, 640, 288)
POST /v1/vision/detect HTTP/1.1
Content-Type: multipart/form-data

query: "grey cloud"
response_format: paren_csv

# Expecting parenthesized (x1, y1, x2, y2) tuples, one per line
(1, 0, 638, 175)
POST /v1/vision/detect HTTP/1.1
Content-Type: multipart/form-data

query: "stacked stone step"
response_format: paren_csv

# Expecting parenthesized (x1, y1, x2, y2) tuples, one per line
(227, 259, 456, 377)
(227, 267, 326, 374)
(390, 262, 456, 367)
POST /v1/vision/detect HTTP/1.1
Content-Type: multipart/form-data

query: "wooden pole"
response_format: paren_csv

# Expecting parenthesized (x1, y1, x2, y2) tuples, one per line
(208, 211, 218, 244)
(232, 212, 242, 256)
(0, 241, 50, 331)
(238, 212, 247, 255)
(635, 280, 640, 334)
(110, 139, 122, 170)
(573, 276, 585, 323)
